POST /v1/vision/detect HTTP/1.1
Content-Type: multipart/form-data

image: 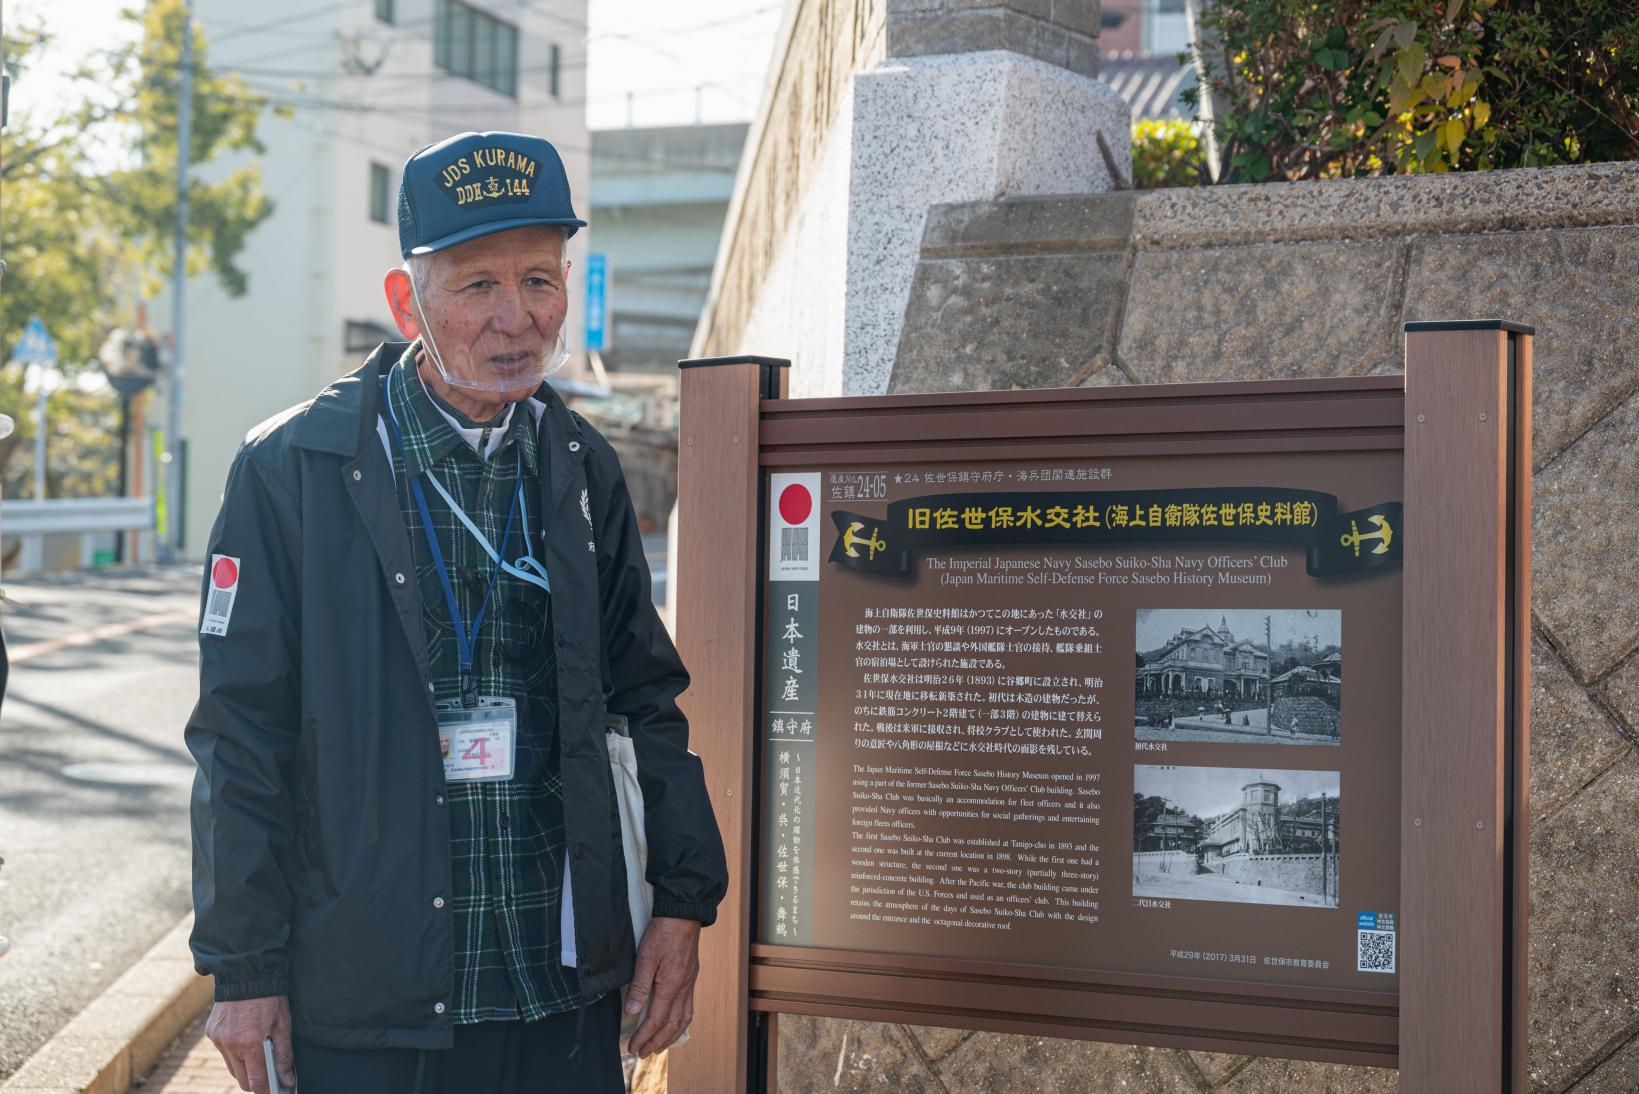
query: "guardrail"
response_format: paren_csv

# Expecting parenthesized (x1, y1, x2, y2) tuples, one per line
(1, 496, 155, 573)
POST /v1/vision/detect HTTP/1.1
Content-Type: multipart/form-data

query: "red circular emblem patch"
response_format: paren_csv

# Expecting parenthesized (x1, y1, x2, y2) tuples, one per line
(212, 557, 239, 589)
(778, 484, 812, 526)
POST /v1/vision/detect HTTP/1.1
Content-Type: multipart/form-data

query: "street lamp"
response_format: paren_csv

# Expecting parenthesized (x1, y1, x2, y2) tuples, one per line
(98, 329, 160, 563)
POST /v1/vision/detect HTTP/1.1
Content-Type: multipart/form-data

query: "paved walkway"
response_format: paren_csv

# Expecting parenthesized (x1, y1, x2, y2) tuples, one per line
(135, 1016, 664, 1092)
(135, 1017, 237, 1093)
(0, 566, 201, 1079)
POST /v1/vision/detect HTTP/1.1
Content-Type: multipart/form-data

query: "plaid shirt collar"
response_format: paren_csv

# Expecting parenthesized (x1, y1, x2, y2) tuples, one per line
(386, 343, 541, 481)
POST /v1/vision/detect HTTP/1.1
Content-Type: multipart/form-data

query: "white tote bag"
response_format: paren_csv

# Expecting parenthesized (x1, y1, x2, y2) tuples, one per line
(561, 713, 687, 1053)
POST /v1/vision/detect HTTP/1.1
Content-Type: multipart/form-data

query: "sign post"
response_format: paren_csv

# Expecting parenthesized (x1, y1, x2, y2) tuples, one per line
(584, 253, 609, 352)
(1400, 321, 1532, 1092)
(670, 356, 788, 1094)
(11, 316, 59, 504)
(669, 322, 1530, 1093)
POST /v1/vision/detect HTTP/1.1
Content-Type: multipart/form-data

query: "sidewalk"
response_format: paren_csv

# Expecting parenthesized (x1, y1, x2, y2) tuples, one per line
(134, 1021, 667, 1093)
(134, 1018, 235, 1094)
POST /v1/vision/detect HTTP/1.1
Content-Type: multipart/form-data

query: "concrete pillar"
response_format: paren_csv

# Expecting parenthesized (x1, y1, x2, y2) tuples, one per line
(838, 1, 1131, 394)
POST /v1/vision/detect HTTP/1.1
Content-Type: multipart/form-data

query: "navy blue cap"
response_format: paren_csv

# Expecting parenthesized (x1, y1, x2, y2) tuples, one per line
(397, 131, 586, 258)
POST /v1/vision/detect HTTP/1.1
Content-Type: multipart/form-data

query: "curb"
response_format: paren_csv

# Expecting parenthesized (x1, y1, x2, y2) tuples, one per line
(2, 914, 213, 1094)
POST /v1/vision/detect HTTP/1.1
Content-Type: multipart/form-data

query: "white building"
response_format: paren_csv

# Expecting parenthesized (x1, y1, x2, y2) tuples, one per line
(169, 0, 589, 558)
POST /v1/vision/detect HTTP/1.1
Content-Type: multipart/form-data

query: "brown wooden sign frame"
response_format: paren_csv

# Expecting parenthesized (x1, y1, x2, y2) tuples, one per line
(667, 323, 1530, 1093)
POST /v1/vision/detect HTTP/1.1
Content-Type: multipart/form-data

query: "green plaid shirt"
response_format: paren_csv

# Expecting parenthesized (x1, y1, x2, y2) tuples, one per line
(384, 349, 589, 1023)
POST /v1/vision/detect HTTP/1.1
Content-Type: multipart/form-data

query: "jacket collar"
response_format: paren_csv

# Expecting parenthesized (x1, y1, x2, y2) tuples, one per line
(292, 341, 582, 466)
(385, 352, 542, 480)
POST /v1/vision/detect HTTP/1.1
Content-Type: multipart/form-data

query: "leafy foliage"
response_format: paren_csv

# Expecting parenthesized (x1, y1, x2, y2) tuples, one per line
(1, 0, 277, 497)
(1480, 2, 1639, 168)
(1131, 119, 1210, 189)
(1183, 0, 1639, 184)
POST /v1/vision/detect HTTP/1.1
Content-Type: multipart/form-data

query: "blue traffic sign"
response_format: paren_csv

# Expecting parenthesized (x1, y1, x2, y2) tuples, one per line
(585, 253, 608, 351)
(10, 316, 56, 364)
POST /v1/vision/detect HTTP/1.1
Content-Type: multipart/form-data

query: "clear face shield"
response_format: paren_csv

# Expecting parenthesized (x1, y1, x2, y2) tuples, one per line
(407, 257, 571, 396)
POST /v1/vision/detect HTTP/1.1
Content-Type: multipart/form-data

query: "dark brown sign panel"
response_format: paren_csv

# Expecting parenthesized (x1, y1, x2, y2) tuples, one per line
(759, 450, 1402, 994)
(667, 325, 1530, 1094)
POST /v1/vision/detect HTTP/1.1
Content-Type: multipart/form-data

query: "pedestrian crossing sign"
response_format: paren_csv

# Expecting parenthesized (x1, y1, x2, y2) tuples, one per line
(10, 316, 56, 364)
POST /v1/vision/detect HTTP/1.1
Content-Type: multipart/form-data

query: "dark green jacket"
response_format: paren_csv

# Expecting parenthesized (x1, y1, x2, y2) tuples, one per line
(185, 343, 726, 1049)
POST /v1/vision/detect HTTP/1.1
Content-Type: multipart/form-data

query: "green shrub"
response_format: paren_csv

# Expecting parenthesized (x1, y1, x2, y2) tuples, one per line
(1132, 119, 1210, 188)
(1183, 0, 1639, 183)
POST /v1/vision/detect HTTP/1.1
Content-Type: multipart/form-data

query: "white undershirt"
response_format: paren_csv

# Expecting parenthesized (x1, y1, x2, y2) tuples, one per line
(414, 369, 545, 461)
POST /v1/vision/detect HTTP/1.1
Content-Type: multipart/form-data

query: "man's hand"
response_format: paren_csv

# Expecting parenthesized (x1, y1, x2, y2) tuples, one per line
(204, 996, 295, 1093)
(624, 916, 701, 1058)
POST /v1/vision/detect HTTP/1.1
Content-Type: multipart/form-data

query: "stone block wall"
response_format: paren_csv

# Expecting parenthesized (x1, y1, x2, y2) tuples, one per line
(1216, 852, 1337, 900)
(694, 0, 1127, 399)
(1270, 694, 1340, 737)
(765, 163, 1639, 1092)
(1131, 849, 1195, 871)
(886, 0, 1103, 78)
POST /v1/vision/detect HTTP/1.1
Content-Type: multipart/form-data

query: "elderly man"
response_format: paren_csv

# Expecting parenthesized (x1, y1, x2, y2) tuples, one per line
(186, 132, 726, 1094)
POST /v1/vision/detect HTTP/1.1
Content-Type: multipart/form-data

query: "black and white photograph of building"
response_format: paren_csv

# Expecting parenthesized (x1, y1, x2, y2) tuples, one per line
(1132, 765, 1341, 908)
(1134, 608, 1343, 745)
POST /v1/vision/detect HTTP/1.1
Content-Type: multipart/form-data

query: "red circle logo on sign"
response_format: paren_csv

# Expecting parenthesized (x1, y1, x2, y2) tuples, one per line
(778, 484, 812, 526)
(212, 557, 239, 589)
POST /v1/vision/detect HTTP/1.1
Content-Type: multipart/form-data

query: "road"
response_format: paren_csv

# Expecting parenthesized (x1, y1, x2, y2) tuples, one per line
(0, 566, 202, 1080)
(1133, 867, 1339, 908)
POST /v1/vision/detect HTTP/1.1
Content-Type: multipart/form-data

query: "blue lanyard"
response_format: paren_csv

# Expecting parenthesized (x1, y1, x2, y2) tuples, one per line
(381, 381, 520, 707)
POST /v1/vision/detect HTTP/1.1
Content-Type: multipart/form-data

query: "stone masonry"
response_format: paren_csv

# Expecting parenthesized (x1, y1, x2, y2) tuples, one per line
(758, 163, 1639, 1091)
(695, 0, 1128, 399)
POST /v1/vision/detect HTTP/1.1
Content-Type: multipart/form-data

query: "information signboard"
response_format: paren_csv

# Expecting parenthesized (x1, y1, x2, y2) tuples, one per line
(758, 450, 1401, 993)
(669, 323, 1532, 1094)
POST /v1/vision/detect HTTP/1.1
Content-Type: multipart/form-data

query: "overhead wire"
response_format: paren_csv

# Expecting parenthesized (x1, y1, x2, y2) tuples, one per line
(210, 1, 362, 43)
(190, 82, 752, 172)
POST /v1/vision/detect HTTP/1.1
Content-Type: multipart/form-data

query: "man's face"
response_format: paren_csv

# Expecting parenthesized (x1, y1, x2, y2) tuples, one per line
(413, 224, 568, 397)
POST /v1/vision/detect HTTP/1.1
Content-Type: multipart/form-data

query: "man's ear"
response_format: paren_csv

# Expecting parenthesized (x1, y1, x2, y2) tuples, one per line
(383, 268, 422, 339)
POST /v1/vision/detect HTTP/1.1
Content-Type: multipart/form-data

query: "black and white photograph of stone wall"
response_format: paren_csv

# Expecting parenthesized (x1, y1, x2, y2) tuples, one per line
(1134, 608, 1342, 745)
(1132, 765, 1341, 908)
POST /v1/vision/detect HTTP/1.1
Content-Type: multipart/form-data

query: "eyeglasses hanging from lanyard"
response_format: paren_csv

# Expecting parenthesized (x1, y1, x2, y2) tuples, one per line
(381, 381, 529, 707)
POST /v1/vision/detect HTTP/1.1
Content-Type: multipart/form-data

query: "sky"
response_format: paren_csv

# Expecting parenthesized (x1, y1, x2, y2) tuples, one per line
(8, 0, 784, 132)
(584, 0, 782, 128)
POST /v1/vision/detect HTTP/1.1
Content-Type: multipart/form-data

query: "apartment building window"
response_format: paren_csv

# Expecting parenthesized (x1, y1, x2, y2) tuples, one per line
(375, 0, 394, 23)
(369, 162, 391, 224)
(549, 43, 561, 99)
(434, 0, 519, 97)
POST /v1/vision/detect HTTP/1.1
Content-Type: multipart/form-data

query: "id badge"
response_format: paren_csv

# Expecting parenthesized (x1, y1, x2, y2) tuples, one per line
(436, 697, 517, 783)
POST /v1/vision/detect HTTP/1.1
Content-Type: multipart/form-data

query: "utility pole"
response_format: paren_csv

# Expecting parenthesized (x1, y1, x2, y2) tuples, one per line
(1321, 791, 1331, 902)
(165, 0, 195, 559)
(1264, 612, 1273, 734)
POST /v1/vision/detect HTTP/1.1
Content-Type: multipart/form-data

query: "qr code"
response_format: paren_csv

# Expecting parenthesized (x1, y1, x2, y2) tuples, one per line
(207, 588, 233, 618)
(781, 526, 809, 562)
(1357, 929, 1396, 973)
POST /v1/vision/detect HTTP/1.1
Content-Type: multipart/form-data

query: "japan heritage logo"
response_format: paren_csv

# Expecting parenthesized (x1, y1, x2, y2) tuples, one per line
(768, 473, 821, 582)
(200, 555, 241, 637)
